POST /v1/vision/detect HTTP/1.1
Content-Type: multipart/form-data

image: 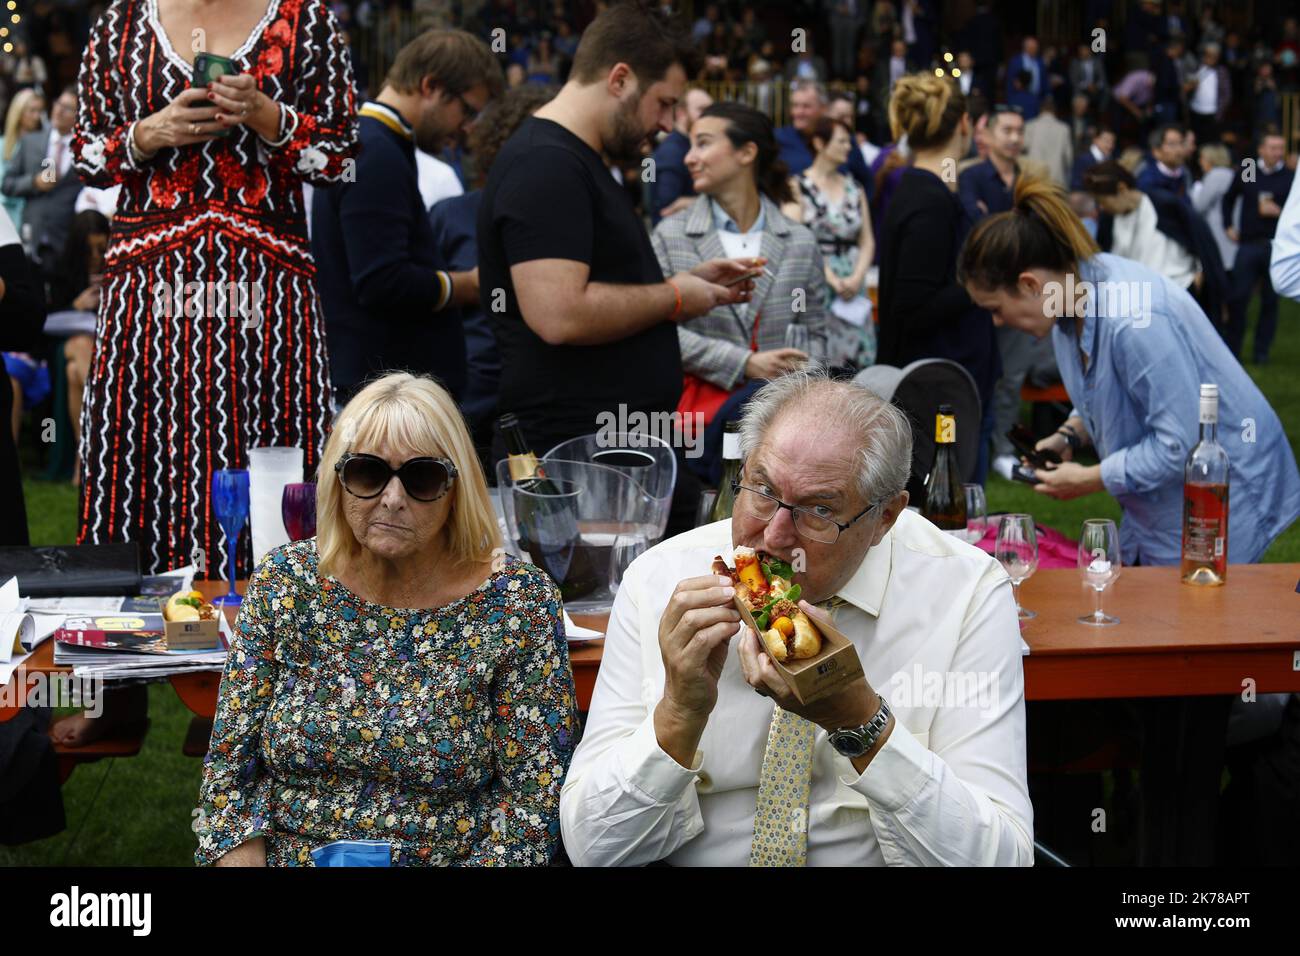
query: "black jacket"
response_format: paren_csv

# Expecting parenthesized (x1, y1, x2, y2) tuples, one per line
(1097, 189, 1229, 307)
(877, 167, 1000, 406)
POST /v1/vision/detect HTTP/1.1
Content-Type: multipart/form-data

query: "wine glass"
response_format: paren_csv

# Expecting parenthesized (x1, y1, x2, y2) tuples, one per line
(211, 469, 250, 607)
(995, 514, 1039, 620)
(695, 489, 719, 528)
(608, 533, 648, 597)
(784, 323, 810, 354)
(281, 482, 318, 541)
(962, 483, 988, 544)
(1077, 518, 1121, 626)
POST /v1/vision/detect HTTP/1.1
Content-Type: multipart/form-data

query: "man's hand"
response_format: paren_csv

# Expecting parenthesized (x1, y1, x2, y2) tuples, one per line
(745, 347, 808, 380)
(1033, 461, 1104, 499)
(33, 169, 57, 193)
(659, 574, 740, 719)
(737, 601, 884, 734)
(654, 574, 741, 766)
(671, 271, 749, 320)
(690, 256, 764, 288)
(1259, 198, 1282, 218)
(1226, 226, 1240, 243)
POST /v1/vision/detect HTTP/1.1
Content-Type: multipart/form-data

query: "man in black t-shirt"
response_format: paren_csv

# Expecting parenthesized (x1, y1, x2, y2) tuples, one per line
(477, 1, 758, 467)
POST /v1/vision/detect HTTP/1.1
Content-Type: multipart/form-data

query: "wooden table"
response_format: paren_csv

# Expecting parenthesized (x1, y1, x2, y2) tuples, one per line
(5, 565, 1298, 722)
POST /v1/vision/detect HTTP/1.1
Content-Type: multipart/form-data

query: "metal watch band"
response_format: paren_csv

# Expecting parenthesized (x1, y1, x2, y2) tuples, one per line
(829, 695, 891, 758)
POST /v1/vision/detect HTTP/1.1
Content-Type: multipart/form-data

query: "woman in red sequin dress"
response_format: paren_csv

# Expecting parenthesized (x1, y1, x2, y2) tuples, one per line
(71, 0, 358, 579)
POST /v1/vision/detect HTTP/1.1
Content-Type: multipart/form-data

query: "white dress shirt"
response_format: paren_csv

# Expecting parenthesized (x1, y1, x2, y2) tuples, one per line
(1269, 166, 1300, 299)
(1190, 65, 1218, 116)
(559, 511, 1034, 866)
(415, 150, 464, 212)
(45, 129, 73, 178)
(1112, 192, 1198, 290)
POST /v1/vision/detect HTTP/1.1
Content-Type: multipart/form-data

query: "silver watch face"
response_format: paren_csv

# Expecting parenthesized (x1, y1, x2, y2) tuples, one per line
(831, 729, 868, 757)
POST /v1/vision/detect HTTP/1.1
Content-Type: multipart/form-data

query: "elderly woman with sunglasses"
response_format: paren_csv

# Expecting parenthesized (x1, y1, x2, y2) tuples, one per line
(195, 373, 579, 867)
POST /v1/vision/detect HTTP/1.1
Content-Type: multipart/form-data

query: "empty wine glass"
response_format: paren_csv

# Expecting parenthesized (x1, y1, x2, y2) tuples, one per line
(211, 469, 250, 607)
(608, 533, 648, 596)
(1077, 518, 1121, 626)
(963, 483, 988, 544)
(995, 514, 1039, 620)
(281, 482, 318, 542)
(783, 323, 810, 354)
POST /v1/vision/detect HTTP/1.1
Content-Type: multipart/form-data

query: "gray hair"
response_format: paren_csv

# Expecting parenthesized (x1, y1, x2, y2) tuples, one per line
(737, 366, 913, 507)
(790, 79, 828, 104)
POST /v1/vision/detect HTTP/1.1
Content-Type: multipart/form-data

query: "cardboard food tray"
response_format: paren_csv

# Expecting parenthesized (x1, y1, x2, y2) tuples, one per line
(164, 616, 223, 650)
(733, 594, 864, 705)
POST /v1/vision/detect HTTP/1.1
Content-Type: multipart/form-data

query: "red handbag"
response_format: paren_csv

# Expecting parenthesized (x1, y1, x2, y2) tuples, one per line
(676, 311, 763, 427)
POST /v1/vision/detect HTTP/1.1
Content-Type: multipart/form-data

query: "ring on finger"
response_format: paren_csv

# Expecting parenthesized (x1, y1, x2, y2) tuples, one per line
(189, 123, 199, 135)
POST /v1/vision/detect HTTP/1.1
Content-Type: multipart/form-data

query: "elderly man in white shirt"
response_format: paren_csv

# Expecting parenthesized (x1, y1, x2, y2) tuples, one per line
(559, 372, 1033, 866)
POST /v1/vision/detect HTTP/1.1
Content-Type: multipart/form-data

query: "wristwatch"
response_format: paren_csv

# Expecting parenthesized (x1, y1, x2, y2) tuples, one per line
(828, 695, 892, 758)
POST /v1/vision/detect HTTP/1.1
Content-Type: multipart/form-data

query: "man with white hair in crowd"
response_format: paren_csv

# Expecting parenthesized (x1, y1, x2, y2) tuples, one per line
(559, 370, 1033, 866)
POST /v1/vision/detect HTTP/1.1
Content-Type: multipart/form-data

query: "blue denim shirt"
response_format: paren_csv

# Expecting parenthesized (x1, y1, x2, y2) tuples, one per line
(1054, 254, 1300, 565)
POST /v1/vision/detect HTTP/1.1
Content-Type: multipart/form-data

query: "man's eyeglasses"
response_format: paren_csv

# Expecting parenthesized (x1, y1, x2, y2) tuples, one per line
(335, 453, 458, 502)
(731, 480, 885, 545)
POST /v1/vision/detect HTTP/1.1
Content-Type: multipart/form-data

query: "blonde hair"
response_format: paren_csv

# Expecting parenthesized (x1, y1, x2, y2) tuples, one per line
(4, 89, 42, 162)
(1116, 146, 1144, 174)
(315, 373, 501, 579)
(958, 173, 1101, 292)
(1200, 143, 1231, 169)
(888, 72, 966, 150)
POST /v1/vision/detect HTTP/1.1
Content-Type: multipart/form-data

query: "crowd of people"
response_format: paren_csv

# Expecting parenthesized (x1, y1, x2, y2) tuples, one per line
(1, 0, 1300, 867)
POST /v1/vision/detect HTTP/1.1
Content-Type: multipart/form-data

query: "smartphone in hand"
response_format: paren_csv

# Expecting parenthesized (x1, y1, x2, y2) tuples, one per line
(1007, 424, 1062, 468)
(192, 53, 238, 137)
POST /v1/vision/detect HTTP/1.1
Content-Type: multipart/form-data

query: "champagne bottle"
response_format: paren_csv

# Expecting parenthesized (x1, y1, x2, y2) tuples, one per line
(499, 413, 546, 486)
(497, 414, 597, 601)
(923, 404, 966, 532)
(1181, 384, 1230, 586)
(711, 420, 743, 522)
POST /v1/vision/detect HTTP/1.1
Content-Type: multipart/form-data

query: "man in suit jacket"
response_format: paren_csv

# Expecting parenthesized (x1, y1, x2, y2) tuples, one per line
(1006, 37, 1046, 120)
(1023, 97, 1074, 188)
(1, 87, 82, 272)
(1070, 126, 1115, 190)
(1069, 43, 1109, 112)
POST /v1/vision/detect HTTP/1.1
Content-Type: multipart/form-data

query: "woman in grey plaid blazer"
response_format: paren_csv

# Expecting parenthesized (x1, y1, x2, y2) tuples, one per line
(650, 102, 828, 395)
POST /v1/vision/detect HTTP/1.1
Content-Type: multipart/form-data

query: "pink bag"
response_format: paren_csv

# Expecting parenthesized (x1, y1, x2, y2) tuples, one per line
(975, 517, 1080, 570)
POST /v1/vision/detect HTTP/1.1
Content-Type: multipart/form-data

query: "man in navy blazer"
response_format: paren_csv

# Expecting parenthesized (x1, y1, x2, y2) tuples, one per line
(1070, 127, 1115, 190)
(1005, 37, 1046, 120)
(1136, 123, 1191, 198)
(312, 31, 501, 404)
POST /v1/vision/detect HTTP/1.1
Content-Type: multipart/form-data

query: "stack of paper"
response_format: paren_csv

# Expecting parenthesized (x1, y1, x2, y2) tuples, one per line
(53, 613, 232, 680)
(0, 576, 38, 685)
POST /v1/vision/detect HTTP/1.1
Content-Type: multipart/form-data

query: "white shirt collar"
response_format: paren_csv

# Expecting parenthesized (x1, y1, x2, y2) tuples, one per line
(832, 522, 895, 617)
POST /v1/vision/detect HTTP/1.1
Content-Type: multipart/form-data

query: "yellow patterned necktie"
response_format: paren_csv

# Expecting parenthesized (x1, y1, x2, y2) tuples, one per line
(749, 705, 817, 867)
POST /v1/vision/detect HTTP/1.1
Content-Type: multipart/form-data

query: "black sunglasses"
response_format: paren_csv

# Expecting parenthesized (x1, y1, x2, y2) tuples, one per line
(334, 453, 458, 502)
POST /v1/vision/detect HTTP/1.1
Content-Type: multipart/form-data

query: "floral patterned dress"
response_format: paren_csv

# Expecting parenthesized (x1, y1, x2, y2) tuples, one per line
(796, 171, 877, 369)
(194, 539, 580, 866)
(71, 0, 359, 578)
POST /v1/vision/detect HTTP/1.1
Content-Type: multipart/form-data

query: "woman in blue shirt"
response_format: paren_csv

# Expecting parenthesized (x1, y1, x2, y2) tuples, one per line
(958, 175, 1300, 566)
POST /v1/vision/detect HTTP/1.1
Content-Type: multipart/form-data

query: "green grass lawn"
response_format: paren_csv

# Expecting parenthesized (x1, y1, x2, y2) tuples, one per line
(2, 298, 1296, 866)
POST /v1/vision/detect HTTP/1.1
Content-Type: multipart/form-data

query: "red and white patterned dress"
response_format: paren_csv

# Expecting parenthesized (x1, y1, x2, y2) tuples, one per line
(72, 0, 358, 578)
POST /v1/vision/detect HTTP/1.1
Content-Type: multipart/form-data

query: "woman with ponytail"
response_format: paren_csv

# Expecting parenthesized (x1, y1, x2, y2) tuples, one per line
(958, 175, 1299, 566)
(652, 101, 828, 425)
(877, 73, 1000, 481)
